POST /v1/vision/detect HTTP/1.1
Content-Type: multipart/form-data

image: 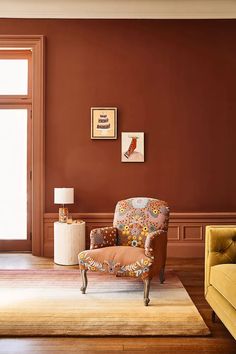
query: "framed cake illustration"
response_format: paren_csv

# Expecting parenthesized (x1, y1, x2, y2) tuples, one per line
(121, 132, 144, 162)
(91, 107, 117, 139)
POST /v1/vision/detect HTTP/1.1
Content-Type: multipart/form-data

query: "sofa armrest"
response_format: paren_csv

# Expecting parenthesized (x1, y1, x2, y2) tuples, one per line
(90, 226, 117, 250)
(205, 225, 236, 295)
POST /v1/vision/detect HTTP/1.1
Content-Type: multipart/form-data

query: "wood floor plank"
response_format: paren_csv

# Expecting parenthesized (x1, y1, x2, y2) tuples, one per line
(0, 253, 235, 353)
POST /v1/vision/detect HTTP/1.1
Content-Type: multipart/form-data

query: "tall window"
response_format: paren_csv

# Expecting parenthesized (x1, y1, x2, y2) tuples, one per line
(0, 50, 32, 251)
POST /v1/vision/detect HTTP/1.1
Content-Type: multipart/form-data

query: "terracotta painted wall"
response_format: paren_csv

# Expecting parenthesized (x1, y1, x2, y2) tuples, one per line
(1, 19, 235, 213)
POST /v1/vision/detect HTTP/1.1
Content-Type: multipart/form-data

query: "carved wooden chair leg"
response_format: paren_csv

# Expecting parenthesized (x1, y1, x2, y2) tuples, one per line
(80, 269, 88, 294)
(159, 266, 165, 284)
(143, 278, 151, 306)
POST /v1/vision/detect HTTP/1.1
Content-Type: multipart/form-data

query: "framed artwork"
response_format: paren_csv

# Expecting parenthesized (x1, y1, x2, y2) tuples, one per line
(121, 132, 144, 162)
(91, 107, 117, 139)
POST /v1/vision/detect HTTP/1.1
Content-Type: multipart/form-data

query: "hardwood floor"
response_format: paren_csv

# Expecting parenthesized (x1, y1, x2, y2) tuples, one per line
(0, 253, 235, 354)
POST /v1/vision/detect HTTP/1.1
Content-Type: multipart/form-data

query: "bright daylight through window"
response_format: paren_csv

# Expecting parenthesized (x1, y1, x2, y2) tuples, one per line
(0, 109, 27, 239)
(0, 59, 28, 95)
(0, 57, 29, 240)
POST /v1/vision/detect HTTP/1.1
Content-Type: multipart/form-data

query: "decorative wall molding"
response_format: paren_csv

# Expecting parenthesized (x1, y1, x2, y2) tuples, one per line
(43, 212, 236, 258)
(0, 0, 236, 19)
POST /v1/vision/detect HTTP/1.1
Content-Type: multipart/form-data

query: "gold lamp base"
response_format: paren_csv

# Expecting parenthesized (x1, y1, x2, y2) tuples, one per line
(59, 207, 69, 223)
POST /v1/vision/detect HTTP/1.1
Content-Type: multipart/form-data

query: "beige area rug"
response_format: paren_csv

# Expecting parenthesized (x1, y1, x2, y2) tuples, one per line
(0, 270, 210, 336)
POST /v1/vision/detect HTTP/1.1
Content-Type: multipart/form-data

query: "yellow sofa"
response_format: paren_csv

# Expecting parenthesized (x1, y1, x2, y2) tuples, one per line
(205, 225, 236, 340)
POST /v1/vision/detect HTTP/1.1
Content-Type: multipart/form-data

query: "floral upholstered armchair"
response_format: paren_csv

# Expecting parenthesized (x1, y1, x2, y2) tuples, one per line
(78, 197, 169, 306)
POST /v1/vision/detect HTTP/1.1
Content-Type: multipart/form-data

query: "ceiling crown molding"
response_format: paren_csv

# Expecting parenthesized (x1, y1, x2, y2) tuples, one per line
(0, 0, 236, 19)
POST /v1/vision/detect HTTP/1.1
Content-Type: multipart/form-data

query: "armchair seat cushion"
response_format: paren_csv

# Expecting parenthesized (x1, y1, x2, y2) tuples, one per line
(79, 246, 153, 279)
(210, 264, 236, 309)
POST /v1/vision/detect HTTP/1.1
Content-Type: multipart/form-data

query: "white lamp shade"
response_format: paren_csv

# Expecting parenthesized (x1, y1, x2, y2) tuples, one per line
(54, 188, 74, 204)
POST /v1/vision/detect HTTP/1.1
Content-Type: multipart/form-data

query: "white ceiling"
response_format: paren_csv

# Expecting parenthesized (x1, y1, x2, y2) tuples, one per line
(0, 0, 236, 19)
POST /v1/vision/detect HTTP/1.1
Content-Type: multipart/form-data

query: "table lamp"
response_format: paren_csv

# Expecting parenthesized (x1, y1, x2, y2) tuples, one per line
(54, 188, 74, 223)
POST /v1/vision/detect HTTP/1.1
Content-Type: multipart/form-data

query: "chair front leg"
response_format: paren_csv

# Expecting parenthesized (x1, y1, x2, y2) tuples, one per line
(159, 266, 165, 284)
(143, 278, 151, 306)
(80, 269, 88, 294)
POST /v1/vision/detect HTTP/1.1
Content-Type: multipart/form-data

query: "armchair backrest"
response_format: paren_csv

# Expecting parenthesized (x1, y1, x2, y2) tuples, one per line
(113, 197, 169, 248)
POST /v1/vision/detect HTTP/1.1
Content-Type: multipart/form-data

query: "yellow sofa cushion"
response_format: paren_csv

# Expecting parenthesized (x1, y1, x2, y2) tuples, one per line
(210, 264, 236, 309)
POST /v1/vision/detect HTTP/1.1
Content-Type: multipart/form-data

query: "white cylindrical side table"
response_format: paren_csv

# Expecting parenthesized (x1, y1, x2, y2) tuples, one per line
(54, 221, 86, 265)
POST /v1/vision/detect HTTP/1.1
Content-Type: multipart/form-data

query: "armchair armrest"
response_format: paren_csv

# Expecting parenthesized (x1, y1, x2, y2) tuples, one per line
(205, 225, 236, 295)
(90, 226, 117, 250)
(144, 230, 166, 259)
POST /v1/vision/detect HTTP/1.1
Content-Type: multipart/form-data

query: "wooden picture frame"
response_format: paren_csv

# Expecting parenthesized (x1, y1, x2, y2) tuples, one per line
(121, 132, 144, 162)
(91, 107, 117, 139)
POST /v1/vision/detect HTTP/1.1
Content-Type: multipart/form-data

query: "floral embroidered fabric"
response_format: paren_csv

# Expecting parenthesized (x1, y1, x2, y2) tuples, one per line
(79, 246, 153, 279)
(90, 226, 117, 249)
(113, 197, 169, 248)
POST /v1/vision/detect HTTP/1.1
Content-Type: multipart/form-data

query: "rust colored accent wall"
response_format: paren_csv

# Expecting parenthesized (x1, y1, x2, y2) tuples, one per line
(1, 19, 235, 212)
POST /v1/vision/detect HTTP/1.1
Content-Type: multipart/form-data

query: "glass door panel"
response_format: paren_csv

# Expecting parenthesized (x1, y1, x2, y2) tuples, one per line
(0, 109, 31, 248)
(0, 49, 32, 252)
(0, 59, 28, 95)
